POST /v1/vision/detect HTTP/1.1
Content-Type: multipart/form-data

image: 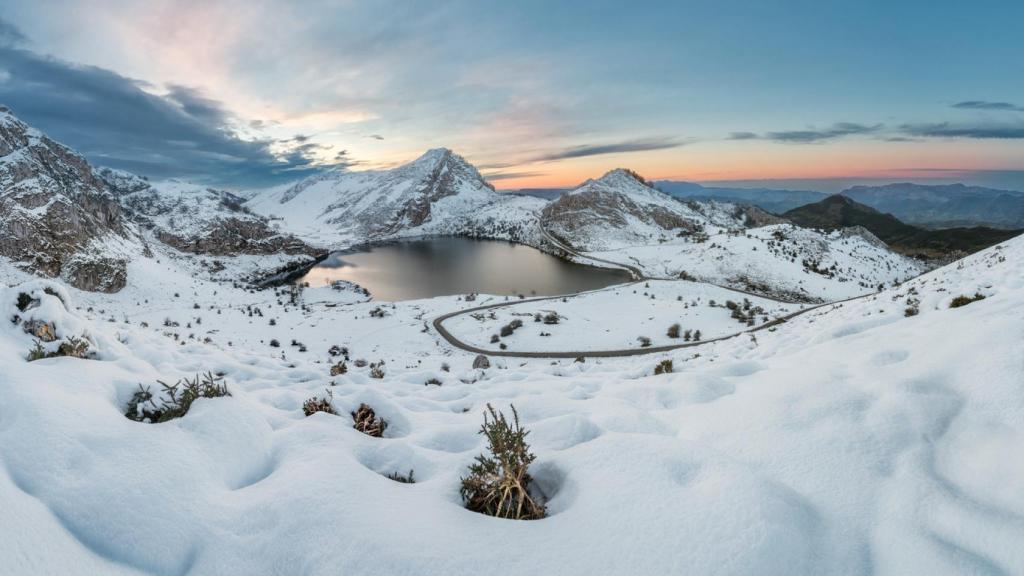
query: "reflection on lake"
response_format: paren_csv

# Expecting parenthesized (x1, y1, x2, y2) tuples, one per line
(296, 237, 632, 301)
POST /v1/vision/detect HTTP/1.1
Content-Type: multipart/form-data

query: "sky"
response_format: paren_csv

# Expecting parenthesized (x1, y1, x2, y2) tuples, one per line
(1, 0, 1023, 191)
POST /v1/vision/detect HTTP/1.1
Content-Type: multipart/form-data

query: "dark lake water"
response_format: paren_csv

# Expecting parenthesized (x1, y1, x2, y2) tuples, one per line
(296, 237, 632, 301)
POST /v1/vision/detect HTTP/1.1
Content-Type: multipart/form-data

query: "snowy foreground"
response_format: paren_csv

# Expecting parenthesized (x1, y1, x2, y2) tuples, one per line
(1, 236, 1023, 575)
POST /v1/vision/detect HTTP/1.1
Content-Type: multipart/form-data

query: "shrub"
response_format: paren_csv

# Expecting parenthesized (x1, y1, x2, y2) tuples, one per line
(460, 404, 545, 520)
(369, 361, 385, 379)
(386, 470, 416, 483)
(667, 323, 680, 339)
(500, 324, 514, 337)
(949, 293, 985, 308)
(26, 336, 91, 362)
(425, 378, 442, 386)
(303, 390, 336, 416)
(269, 339, 280, 347)
(637, 336, 652, 348)
(16, 292, 34, 312)
(904, 306, 919, 317)
(352, 403, 388, 437)
(543, 312, 559, 325)
(125, 372, 230, 423)
(330, 361, 347, 376)
(654, 359, 673, 375)
(692, 330, 701, 341)
(490, 334, 500, 343)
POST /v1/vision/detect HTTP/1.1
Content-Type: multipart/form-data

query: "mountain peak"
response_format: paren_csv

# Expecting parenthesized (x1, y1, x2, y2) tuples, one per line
(597, 168, 652, 188)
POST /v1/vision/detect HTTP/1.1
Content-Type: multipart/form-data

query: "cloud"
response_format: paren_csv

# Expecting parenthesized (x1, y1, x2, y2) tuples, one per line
(0, 20, 349, 187)
(728, 131, 758, 140)
(534, 137, 685, 161)
(730, 123, 883, 143)
(482, 170, 546, 181)
(952, 100, 1024, 113)
(0, 18, 25, 46)
(365, 134, 384, 140)
(900, 122, 1024, 139)
(764, 122, 882, 143)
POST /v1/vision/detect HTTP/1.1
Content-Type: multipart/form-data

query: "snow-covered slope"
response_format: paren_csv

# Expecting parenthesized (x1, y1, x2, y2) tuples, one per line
(537, 169, 922, 301)
(247, 148, 547, 247)
(0, 106, 128, 291)
(0, 223, 1021, 575)
(540, 169, 748, 250)
(582, 223, 924, 301)
(101, 169, 322, 258)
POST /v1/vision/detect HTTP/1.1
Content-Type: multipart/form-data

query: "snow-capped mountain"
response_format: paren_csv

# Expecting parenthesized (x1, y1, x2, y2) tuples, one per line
(99, 169, 321, 258)
(540, 169, 736, 250)
(536, 169, 923, 301)
(246, 148, 546, 247)
(0, 106, 129, 292)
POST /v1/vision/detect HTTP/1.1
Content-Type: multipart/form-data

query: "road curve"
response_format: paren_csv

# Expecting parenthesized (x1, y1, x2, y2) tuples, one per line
(432, 219, 881, 358)
(432, 288, 873, 359)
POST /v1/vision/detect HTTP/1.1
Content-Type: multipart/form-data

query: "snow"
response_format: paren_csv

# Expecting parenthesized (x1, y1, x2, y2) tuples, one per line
(442, 280, 802, 352)
(580, 224, 923, 301)
(1, 223, 1022, 574)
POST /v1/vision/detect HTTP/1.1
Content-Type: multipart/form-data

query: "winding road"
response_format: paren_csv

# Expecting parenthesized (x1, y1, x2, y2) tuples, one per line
(432, 221, 878, 359)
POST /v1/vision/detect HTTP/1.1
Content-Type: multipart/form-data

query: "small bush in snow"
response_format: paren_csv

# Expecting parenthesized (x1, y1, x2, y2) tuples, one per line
(667, 323, 681, 339)
(637, 336, 652, 348)
(460, 404, 545, 521)
(269, 339, 281, 347)
(303, 390, 337, 416)
(425, 378, 442, 386)
(352, 403, 388, 437)
(654, 359, 673, 375)
(330, 361, 348, 376)
(26, 336, 92, 362)
(369, 361, 385, 379)
(949, 293, 985, 308)
(125, 372, 230, 423)
(386, 469, 416, 483)
(543, 312, 559, 325)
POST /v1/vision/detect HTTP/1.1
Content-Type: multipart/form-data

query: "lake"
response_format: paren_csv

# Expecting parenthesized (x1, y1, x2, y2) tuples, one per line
(295, 237, 632, 301)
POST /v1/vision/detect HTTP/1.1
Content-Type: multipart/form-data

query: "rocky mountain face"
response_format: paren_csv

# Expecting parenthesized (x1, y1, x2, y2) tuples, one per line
(841, 183, 1024, 229)
(99, 169, 322, 258)
(0, 106, 128, 292)
(784, 194, 1021, 259)
(540, 169, 750, 251)
(246, 148, 546, 246)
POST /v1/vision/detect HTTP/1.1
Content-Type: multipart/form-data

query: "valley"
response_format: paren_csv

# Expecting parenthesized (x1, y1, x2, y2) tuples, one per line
(2, 105, 1023, 575)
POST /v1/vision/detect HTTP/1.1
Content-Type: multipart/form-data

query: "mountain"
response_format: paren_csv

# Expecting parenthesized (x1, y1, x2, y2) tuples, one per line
(246, 148, 546, 247)
(655, 181, 829, 213)
(100, 169, 321, 258)
(784, 194, 1022, 258)
(841, 182, 1024, 229)
(0, 105, 128, 292)
(541, 169, 751, 251)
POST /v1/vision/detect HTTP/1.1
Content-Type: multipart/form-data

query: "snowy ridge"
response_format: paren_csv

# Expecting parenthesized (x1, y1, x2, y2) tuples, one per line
(100, 169, 321, 258)
(0, 222, 1021, 574)
(247, 148, 547, 247)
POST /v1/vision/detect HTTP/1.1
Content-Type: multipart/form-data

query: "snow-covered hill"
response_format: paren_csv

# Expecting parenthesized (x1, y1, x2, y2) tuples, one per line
(540, 168, 751, 250)
(537, 169, 923, 301)
(247, 148, 547, 247)
(0, 216, 1021, 575)
(0, 106, 128, 292)
(100, 169, 321, 258)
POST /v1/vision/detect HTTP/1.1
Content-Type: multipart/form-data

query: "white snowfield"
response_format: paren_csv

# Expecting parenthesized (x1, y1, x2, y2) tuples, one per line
(580, 223, 923, 302)
(443, 280, 802, 352)
(1, 221, 1021, 574)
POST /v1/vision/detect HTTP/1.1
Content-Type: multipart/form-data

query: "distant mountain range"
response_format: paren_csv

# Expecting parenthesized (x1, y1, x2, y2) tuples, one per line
(840, 183, 1024, 229)
(783, 195, 1021, 258)
(652, 180, 1024, 230)
(653, 181, 828, 214)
